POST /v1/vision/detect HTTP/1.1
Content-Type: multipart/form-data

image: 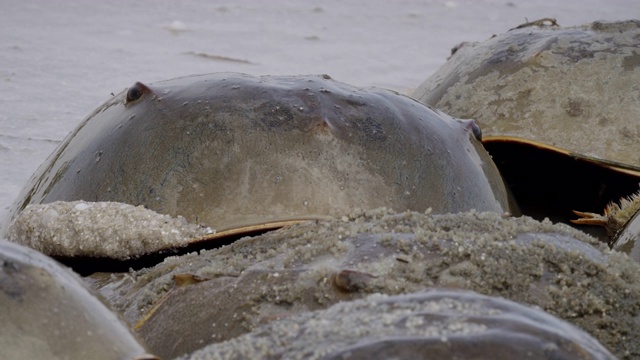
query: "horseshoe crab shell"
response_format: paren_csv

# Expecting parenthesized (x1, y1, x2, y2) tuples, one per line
(412, 20, 640, 236)
(185, 289, 615, 360)
(613, 205, 640, 263)
(4, 73, 511, 238)
(88, 210, 640, 358)
(0, 240, 157, 360)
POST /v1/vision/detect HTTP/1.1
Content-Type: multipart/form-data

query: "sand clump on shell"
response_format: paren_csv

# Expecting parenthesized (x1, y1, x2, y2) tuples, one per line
(90, 208, 640, 358)
(6, 201, 214, 259)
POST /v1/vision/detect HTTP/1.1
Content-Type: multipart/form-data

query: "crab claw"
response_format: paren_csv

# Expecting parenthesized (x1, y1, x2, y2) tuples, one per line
(570, 210, 608, 226)
(572, 189, 640, 235)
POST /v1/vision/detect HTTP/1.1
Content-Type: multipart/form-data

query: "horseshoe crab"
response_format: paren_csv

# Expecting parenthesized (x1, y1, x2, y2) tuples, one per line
(411, 20, 640, 240)
(0, 240, 157, 360)
(4, 73, 512, 245)
(183, 289, 615, 360)
(87, 209, 640, 358)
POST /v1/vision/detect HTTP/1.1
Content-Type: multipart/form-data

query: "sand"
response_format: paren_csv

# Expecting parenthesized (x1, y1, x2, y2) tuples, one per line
(6, 201, 214, 259)
(86, 208, 640, 358)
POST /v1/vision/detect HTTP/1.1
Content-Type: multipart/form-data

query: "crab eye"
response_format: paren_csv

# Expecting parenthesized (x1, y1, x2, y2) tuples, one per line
(459, 119, 483, 141)
(471, 122, 482, 141)
(125, 82, 151, 104)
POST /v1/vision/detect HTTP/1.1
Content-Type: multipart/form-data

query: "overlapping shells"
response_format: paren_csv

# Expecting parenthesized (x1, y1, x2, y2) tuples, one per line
(3, 19, 640, 360)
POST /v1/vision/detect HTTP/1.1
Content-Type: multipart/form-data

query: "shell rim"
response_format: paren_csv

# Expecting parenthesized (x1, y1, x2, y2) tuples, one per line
(483, 136, 640, 177)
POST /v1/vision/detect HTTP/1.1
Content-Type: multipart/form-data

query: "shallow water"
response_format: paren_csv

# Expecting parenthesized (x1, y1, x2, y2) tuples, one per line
(0, 0, 637, 232)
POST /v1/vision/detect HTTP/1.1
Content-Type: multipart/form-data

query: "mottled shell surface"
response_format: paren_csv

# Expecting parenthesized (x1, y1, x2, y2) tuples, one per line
(413, 20, 640, 169)
(183, 289, 615, 360)
(88, 210, 639, 358)
(0, 240, 155, 360)
(6, 73, 510, 233)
